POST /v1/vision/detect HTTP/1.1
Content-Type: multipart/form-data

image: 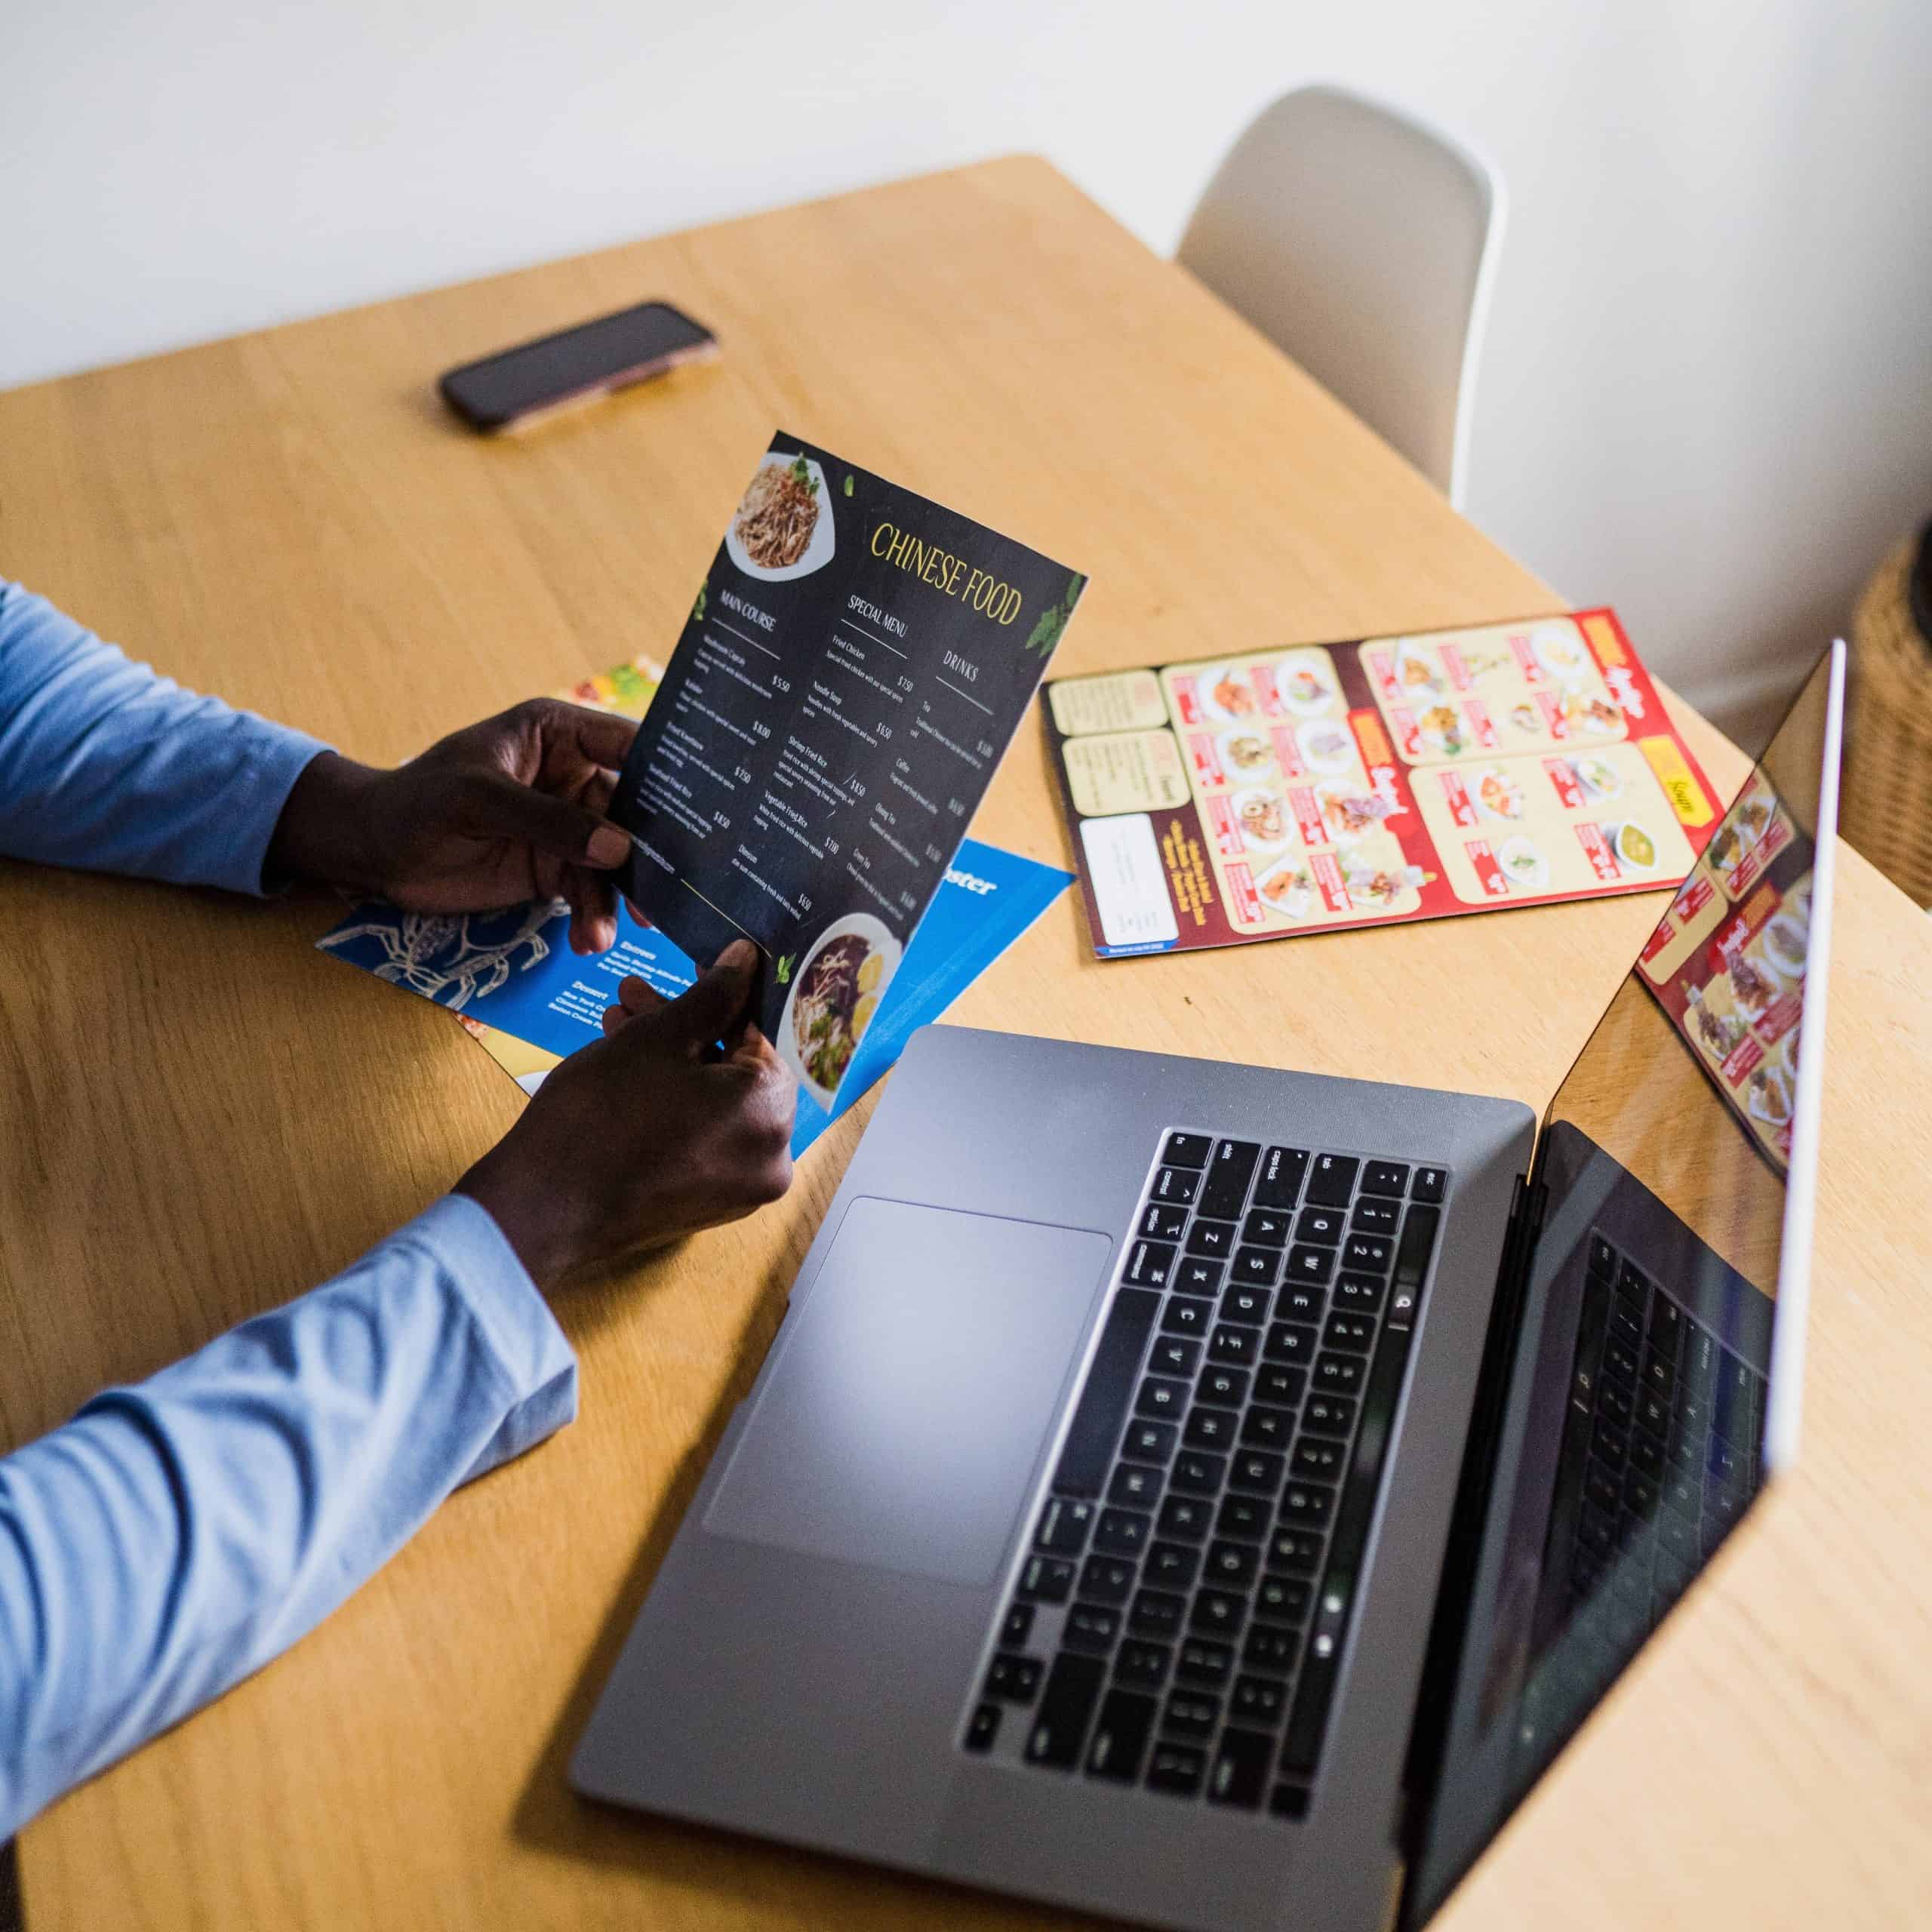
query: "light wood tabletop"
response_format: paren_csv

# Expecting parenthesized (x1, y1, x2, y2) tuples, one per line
(2, 156, 1928, 1932)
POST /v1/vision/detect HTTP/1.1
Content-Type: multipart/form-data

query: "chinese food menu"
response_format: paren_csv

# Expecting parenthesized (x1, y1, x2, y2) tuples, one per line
(1045, 610, 1718, 956)
(611, 431, 1084, 1103)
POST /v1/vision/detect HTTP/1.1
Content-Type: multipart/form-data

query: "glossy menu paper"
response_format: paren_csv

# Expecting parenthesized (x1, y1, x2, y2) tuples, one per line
(1045, 611, 1718, 956)
(611, 431, 1085, 1103)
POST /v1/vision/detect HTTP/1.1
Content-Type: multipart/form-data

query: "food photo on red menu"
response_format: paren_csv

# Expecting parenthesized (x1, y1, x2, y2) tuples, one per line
(1042, 609, 1719, 956)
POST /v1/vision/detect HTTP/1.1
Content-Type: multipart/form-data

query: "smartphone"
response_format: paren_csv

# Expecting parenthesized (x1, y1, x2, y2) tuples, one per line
(438, 300, 718, 432)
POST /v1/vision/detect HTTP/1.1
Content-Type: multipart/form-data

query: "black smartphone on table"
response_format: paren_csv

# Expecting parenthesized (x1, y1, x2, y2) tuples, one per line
(438, 300, 718, 432)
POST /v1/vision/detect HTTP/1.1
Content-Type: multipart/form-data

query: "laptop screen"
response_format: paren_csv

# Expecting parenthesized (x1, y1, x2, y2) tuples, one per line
(1405, 646, 1842, 1922)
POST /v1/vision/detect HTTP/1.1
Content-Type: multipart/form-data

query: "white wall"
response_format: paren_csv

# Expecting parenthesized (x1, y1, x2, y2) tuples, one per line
(6, 0, 1930, 738)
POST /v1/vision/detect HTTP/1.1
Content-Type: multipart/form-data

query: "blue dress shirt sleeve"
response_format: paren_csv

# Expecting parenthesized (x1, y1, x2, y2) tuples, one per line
(0, 577, 329, 895)
(0, 1195, 577, 1839)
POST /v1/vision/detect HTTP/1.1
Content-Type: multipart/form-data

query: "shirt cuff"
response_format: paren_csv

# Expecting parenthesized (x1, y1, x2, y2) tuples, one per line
(230, 731, 334, 898)
(392, 1194, 580, 1480)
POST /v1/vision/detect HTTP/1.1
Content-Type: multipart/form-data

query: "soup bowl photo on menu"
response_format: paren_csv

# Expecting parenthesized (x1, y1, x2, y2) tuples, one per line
(724, 451, 837, 582)
(778, 912, 901, 1106)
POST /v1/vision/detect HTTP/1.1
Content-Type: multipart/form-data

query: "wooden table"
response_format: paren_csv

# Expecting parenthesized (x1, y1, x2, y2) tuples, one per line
(2, 158, 1928, 1932)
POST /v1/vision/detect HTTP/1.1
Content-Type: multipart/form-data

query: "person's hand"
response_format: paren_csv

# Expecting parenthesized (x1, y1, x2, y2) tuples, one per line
(268, 699, 639, 954)
(456, 941, 795, 1287)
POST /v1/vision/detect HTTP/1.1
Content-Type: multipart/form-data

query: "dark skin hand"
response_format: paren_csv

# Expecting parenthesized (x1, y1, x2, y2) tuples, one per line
(457, 941, 795, 1289)
(266, 697, 641, 954)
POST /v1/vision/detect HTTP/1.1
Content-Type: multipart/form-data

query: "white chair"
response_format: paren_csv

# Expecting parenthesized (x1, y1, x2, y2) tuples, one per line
(1177, 83, 1506, 509)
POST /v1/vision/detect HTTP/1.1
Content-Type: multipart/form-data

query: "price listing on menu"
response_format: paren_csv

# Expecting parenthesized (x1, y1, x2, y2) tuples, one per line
(1044, 609, 1720, 957)
(610, 431, 1086, 1104)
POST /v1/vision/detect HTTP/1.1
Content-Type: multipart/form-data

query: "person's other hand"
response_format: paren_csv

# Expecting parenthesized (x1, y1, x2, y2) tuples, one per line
(455, 941, 795, 1287)
(268, 700, 638, 953)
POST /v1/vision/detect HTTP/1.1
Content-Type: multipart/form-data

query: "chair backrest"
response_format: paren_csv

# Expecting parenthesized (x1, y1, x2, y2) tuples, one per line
(1177, 84, 1505, 506)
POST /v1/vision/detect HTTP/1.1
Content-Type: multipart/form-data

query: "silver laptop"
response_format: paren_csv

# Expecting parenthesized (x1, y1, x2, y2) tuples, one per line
(573, 645, 1843, 1932)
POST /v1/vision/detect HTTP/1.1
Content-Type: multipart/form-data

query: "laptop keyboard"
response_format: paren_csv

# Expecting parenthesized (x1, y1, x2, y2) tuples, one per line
(961, 1131, 1447, 1821)
(1515, 1231, 1766, 1763)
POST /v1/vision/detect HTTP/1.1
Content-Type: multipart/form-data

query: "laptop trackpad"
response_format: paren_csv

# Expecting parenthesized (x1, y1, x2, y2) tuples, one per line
(705, 1199, 1114, 1587)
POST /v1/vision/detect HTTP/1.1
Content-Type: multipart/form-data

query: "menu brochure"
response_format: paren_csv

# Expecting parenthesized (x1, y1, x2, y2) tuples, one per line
(316, 649, 1072, 1158)
(1044, 610, 1719, 957)
(609, 431, 1085, 1106)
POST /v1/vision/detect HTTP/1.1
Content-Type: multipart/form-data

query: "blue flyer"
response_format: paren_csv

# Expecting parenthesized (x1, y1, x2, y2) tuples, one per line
(318, 838, 1070, 1157)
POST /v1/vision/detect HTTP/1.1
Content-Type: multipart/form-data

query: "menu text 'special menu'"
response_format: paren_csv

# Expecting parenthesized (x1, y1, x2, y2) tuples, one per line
(611, 432, 1085, 1104)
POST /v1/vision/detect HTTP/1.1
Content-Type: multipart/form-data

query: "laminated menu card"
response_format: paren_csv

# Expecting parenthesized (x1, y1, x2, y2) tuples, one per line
(1044, 609, 1719, 958)
(609, 431, 1085, 1105)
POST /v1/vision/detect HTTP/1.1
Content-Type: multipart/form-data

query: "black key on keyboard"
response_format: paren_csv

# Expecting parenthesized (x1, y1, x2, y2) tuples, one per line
(1145, 1541, 1200, 1589)
(1024, 1654, 1106, 1767)
(1230, 1450, 1286, 1496)
(1140, 1202, 1189, 1241)
(1231, 1675, 1289, 1726)
(1095, 1506, 1152, 1555)
(1588, 1232, 1617, 1280)
(1001, 1602, 1035, 1647)
(1334, 1274, 1385, 1314)
(1086, 1689, 1158, 1783)
(1209, 1727, 1273, 1808)
(1124, 1240, 1179, 1287)
(1052, 1287, 1159, 1499)
(1146, 1742, 1208, 1795)
(1242, 1207, 1293, 1247)
(1186, 1220, 1238, 1259)
(1276, 1282, 1326, 1323)
(1150, 1336, 1201, 1377)
(1151, 1165, 1201, 1208)
(1266, 1321, 1319, 1367)
(1241, 1404, 1293, 1450)
(1324, 1311, 1377, 1354)
(1410, 1164, 1447, 1203)
(1159, 1494, 1213, 1540)
(1266, 1526, 1324, 1574)
(1216, 1494, 1270, 1540)
(1162, 1690, 1220, 1738)
(965, 1703, 1001, 1752)
(1257, 1575, 1311, 1623)
(1270, 1783, 1310, 1820)
(1110, 1463, 1163, 1509)
(1124, 1419, 1180, 1465)
(1177, 1637, 1235, 1686)
(1304, 1154, 1358, 1208)
(1295, 1205, 1346, 1245)
(1313, 1352, 1366, 1394)
(1205, 1539, 1260, 1588)
(1163, 1131, 1214, 1169)
(1252, 1146, 1309, 1211)
(1036, 1497, 1095, 1553)
(1199, 1139, 1263, 1220)
(1350, 1197, 1400, 1236)
(986, 1654, 1043, 1701)
(1184, 1407, 1236, 1451)
(1244, 1623, 1299, 1673)
(1018, 1555, 1075, 1602)
(1223, 1278, 1273, 1321)
(1284, 1244, 1337, 1286)
(1209, 1324, 1259, 1367)
(1231, 1248, 1281, 1291)
(1161, 1297, 1211, 1339)
(1292, 1438, 1346, 1482)
(1064, 1604, 1121, 1653)
(1171, 1450, 1226, 1495)
(1115, 1639, 1172, 1688)
(1303, 1394, 1355, 1437)
(1174, 1257, 1224, 1297)
(1361, 1160, 1409, 1198)
(1130, 1589, 1186, 1638)
(1192, 1588, 1247, 1637)
(1198, 1365, 1249, 1407)
(1341, 1233, 1393, 1273)
(1079, 1555, 1137, 1605)
(1255, 1364, 1306, 1407)
(1136, 1376, 1188, 1421)
(1280, 1481, 1334, 1526)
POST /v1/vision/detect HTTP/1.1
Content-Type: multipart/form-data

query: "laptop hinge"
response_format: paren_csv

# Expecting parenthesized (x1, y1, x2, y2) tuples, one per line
(1392, 1159, 1548, 1917)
